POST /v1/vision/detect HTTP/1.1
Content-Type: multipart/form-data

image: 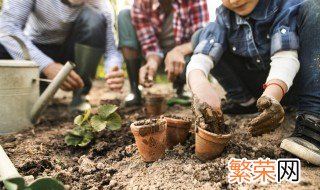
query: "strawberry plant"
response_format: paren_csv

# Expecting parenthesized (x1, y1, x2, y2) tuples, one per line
(65, 105, 121, 147)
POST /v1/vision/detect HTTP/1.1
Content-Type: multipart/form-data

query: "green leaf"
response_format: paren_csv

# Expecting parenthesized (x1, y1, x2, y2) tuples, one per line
(82, 109, 91, 122)
(65, 134, 83, 146)
(91, 115, 107, 132)
(74, 115, 83, 126)
(106, 113, 122, 131)
(74, 109, 91, 126)
(69, 126, 86, 136)
(97, 105, 118, 119)
(78, 132, 94, 147)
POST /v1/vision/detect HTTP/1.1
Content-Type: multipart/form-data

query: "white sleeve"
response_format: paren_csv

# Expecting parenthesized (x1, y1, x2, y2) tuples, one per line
(186, 53, 214, 87)
(266, 50, 300, 90)
(0, 0, 54, 71)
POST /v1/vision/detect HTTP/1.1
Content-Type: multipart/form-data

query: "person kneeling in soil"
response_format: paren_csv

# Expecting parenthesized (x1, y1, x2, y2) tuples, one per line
(117, 0, 209, 106)
(0, 0, 124, 112)
(187, 0, 320, 166)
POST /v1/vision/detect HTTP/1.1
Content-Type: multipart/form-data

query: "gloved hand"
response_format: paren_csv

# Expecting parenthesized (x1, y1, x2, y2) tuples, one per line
(248, 96, 285, 136)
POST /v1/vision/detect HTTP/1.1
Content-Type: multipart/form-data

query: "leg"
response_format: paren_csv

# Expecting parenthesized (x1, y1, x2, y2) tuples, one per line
(211, 51, 269, 114)
(281, 0, 320, 166)
(118, 9, 143, 106)
(64, 6, 106, 111)
(0, 44, 12, 59)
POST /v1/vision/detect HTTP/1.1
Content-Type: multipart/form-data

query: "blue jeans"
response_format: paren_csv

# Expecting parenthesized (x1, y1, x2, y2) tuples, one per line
(0, 6, 106, 94)
(209, 0, 320, 116)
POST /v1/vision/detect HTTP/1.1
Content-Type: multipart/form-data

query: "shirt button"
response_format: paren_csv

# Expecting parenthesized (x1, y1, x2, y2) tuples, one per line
(281, 29, 287, 34)
(257, 59, 261, 63)
(232, 46, 237, 51)
(209, 39, 215, 44)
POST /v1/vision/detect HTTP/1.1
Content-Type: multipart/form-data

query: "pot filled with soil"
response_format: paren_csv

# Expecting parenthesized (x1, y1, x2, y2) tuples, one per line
(193, 98, 232, 161)
(162, 115, 192, 149)
(130, 119, 167, 162)
(145, 94, 166, 116)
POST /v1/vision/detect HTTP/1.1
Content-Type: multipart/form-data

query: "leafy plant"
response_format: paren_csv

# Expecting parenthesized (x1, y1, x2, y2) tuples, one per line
(65, 105, 121, 147)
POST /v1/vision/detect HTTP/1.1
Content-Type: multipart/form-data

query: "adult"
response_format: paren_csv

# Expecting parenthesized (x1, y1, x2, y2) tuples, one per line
(0, 0, 124, 112)
(118, 0, 209, 106)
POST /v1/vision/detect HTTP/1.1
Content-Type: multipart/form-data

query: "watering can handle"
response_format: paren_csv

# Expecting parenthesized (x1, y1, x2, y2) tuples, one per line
(4, 35, 31, 61)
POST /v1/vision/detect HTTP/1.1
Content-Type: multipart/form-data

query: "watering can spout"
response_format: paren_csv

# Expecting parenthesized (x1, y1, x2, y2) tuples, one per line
(30, 62, 75, 123)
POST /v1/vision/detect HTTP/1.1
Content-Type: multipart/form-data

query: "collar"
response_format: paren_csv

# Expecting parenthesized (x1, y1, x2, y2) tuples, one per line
(248, 0, 280, 21)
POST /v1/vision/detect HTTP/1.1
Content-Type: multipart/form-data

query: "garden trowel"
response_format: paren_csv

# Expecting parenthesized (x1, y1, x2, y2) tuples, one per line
(0, 145, 64, 190)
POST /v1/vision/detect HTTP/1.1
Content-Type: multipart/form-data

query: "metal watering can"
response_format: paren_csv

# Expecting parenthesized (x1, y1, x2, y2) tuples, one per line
(0, 36, 75, 135)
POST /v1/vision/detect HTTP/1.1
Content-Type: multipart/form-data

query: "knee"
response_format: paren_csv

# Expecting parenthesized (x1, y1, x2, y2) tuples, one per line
(77, 6, 107, 35)
(118, 9, 132, 28)
(298, 0, 320, 24)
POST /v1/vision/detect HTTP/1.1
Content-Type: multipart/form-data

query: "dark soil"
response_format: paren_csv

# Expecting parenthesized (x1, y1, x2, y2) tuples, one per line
(0, 80, 319, 190)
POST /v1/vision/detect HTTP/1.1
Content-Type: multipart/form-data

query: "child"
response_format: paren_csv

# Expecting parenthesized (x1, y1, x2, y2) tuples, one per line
(187, 0, 320, 166)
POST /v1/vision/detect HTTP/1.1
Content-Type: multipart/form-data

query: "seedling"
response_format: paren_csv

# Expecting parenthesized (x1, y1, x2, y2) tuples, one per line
(65, 105, 122, 147)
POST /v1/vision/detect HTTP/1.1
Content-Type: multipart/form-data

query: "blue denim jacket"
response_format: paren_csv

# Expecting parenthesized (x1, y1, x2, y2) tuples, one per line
(194, 0, 303, 69)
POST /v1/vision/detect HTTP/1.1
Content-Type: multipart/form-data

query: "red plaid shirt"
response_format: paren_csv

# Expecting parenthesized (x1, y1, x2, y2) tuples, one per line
(131, 0, 209, 58)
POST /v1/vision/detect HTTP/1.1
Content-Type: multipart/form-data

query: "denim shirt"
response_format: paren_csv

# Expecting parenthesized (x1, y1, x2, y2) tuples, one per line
(194, 0, 303, 70)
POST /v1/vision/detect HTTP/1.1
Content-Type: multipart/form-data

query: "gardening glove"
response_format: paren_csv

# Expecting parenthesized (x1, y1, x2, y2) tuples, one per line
(248, 96, 285, 136)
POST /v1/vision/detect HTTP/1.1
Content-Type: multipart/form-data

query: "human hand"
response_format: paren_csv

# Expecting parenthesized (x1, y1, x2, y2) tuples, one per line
(105, 65, 125, 92)
(165, 48, 186, 82)
(248, 95, 285, 136)
(43, 62, 84, 91)
(139, 60, 158, 88)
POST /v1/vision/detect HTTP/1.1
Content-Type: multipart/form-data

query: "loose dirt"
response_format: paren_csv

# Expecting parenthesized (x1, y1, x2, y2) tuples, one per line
(0, 80, 319, 190)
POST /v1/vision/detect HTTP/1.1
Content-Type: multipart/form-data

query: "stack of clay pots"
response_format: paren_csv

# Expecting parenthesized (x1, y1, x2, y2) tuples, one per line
(130, 116, 192, 162)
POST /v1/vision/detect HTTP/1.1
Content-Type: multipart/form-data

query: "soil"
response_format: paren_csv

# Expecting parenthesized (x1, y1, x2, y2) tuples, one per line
(0, 80, 319, 190)
(193, 98, 229, 134)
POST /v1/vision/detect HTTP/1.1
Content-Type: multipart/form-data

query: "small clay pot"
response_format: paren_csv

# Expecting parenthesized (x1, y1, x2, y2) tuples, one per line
(163, 116, 191, 149)
(195, 126, 232, 161)
(145, 94, 166, 116)
(130, 119, 167, 162)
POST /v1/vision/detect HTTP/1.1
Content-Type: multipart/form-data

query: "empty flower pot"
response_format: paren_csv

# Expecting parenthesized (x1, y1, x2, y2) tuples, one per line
(130, 119, 167, 162)
(195, 126, 232, 161)
(163, 116, 191, 149)
(145, 94, 166, 116)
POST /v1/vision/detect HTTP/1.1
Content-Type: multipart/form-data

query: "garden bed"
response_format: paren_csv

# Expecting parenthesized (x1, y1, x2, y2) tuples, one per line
(0, 80, 319, 190)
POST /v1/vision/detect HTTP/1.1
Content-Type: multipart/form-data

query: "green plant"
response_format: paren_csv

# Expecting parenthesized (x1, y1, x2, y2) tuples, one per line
(65, 105, 121, 147)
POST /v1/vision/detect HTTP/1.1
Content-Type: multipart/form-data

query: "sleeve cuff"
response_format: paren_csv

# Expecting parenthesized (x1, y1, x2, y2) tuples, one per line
(186, 53, 214, 88)
(104, 54, 123, 74)
(194, 39, 224, 64)
(146, 51, 164, 59)
(266, 50, 300, 90)
(271, 27, 299, 55)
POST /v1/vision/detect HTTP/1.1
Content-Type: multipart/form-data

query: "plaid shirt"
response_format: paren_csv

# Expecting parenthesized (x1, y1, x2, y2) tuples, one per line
(131, 0, 209, 58)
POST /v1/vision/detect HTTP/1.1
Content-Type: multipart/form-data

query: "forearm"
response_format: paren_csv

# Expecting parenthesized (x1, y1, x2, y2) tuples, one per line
(263, 79, 288, 102)
(174, 42, 193, 56)
(146, 54, 162, 67)
(188, 70, 209, 91)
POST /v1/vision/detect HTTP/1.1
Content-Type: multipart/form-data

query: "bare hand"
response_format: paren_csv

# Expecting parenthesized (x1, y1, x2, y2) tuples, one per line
(105, 65, 125, 91)
(165, 48, 186, 82)
(248, 96, 285, 136)
(43, 62, 84, 91)
(139, 60, 158, 88)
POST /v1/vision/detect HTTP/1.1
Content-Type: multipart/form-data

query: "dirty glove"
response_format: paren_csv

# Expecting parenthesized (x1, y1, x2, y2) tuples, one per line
(248, 96, 284, 136)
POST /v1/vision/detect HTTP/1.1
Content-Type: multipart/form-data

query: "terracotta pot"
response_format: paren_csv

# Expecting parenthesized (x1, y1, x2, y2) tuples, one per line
(130, 119, 167, 162)
(195, 126, 232, 161)
(145, 95, 166, 116)
(163, 116, 191, 149)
